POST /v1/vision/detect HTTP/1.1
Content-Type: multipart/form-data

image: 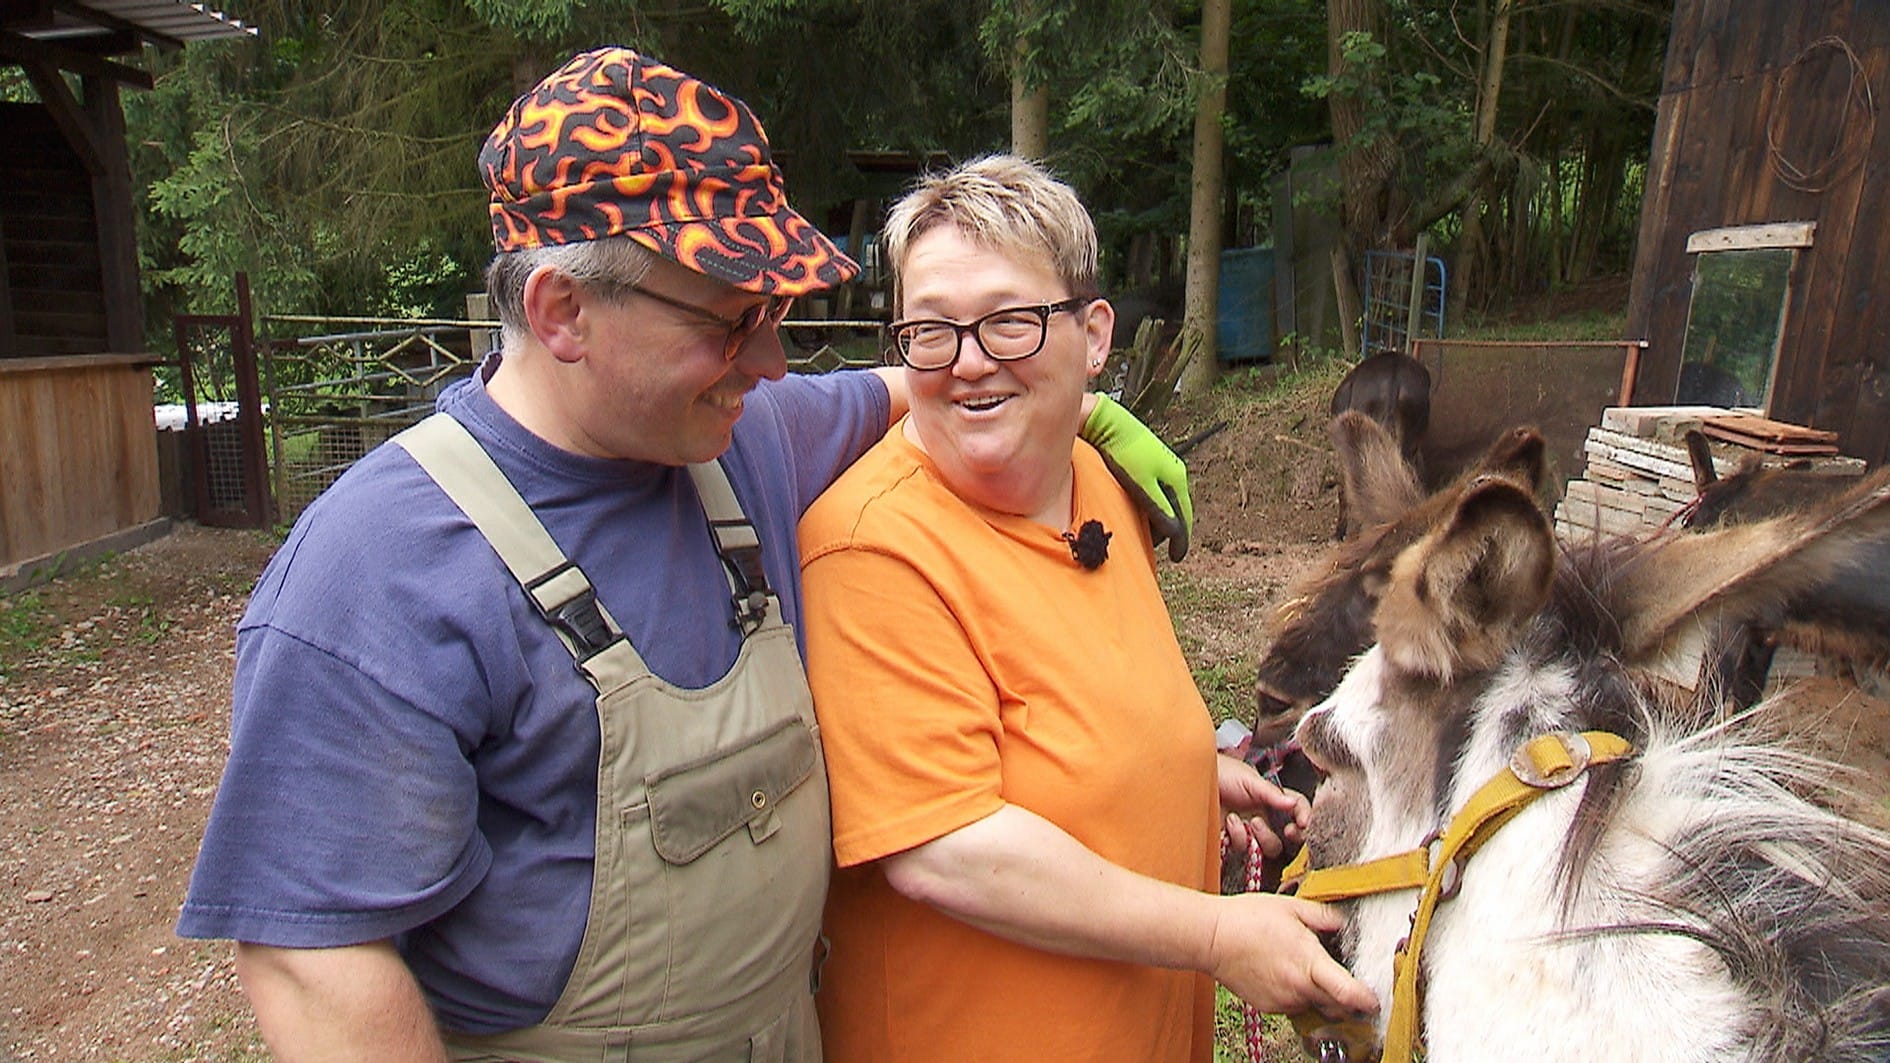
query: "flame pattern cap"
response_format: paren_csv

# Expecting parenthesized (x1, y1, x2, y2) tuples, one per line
(480, 47, 859, 296)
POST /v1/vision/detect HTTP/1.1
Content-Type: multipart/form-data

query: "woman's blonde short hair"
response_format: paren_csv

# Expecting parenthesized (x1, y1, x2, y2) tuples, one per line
(881, 155, 1100, 310)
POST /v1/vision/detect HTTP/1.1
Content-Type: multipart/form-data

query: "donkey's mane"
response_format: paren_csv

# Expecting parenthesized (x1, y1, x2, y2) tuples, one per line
(1489, 536, 1890, 1061)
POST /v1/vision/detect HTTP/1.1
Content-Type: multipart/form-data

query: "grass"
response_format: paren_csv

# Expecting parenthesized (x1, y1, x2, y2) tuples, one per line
(1453, 309, 1628, 343)
(0, 589, 54, 664)
(1159, 566, 1262, 726)
(1215, 986, 1304, 1061)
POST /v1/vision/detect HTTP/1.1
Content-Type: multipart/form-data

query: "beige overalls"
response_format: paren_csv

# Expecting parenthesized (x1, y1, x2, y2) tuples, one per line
(394, 414, 829, 1063)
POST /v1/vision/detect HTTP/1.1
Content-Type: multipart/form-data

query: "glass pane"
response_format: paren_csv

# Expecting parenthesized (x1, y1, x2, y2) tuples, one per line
(1675, 248, 1794, 409)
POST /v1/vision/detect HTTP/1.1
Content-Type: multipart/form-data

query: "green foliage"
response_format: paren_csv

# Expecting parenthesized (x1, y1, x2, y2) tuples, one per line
(115, 0, 1664, 350)
(1302, 28, 1475, 204)
(375, 239, 473, 320)
(462, 0, 582, 39)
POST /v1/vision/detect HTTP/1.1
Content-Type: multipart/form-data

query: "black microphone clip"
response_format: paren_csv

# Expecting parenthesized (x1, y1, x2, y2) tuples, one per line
(1063, 519, 1111, 570)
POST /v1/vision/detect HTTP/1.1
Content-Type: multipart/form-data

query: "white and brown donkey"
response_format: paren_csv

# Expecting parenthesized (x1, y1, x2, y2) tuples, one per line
(1286, 440, 1890, 1061)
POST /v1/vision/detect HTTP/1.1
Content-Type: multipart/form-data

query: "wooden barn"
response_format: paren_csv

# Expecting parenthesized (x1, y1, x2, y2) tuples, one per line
(0, 2, 252, 588)
(1626, 0, 1890, 466)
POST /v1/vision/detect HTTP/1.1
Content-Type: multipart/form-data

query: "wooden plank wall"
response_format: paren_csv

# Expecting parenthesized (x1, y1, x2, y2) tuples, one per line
(1625, 0, 1890, 465)
(0, 357, 160, 570)
(0, 102, 110, 358)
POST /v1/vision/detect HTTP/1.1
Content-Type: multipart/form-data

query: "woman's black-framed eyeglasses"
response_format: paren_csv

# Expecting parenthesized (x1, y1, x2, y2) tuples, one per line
(626, 281, 794, 361)
(888, 297, 1094, 371)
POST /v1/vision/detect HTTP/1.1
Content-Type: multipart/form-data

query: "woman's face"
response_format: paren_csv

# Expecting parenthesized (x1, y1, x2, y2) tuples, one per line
(897, 226, 1110, 519)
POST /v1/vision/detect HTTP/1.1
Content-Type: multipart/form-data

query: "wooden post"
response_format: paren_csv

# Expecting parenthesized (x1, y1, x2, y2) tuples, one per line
(1332, 247, 1361, 358)
(84, 76, 142, 354)
(1403, 232, 1431, 350)
(1617, 340, 1644, 406)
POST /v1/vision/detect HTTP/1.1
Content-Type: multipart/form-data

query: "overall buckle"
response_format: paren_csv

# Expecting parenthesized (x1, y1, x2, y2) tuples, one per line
(525, 563, 623, 660)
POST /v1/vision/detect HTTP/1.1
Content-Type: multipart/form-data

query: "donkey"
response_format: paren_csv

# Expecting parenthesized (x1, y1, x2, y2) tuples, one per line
(1329, 352, 1432, 539)
(1231, 414, 1542, 893)
(1252, 411, 1543, 745)
(1680, 429, 1881, 706)
(1291, 468, 1890, 1062)
(1681, 427, 1863, 529)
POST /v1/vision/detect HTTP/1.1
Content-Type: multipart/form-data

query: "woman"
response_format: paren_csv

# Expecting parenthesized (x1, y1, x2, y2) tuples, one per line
(799, 155, 1375, 1062)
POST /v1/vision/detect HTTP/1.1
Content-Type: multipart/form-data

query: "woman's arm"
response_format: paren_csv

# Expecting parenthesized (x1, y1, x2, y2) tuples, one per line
(881, 804, 1377, 1017)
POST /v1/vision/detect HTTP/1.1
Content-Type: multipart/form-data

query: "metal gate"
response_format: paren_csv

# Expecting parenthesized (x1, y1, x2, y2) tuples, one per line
(172, 274, 272, 528)
(1361, 249, 1448, 358)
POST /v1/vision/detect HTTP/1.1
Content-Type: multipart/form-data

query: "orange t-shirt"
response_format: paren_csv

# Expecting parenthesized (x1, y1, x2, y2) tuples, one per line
(799, 426, 1219, 1063)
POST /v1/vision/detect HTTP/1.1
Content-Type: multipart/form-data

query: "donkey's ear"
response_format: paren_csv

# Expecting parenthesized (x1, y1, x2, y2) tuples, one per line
(1617, 470, 1890, 664)
(1331, 410, 1423, 528)
(1472, 426, 1547, 493)
(1374, 477, 1556, 682)
(1683, 430, 1719, 491)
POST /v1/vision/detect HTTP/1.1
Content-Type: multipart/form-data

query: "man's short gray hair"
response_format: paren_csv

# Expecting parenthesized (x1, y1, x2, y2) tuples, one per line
(880, 155, 1100, 311)
(482, 237, 663, 345)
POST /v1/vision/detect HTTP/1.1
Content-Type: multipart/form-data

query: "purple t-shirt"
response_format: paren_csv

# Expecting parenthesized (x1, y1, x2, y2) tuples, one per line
(177, 362, 888, 1034)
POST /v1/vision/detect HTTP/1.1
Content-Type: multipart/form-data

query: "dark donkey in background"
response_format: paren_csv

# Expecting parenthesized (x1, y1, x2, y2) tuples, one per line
(1231, 413, 1542, 891)
(1680, 429, 1882, 707)
(1252, 411, 1545, 749)
(1328, 351, 1432, 539)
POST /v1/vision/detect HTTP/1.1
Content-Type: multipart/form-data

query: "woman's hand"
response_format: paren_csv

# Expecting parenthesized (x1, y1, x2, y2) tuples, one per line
(1217, 753, 1310, 859)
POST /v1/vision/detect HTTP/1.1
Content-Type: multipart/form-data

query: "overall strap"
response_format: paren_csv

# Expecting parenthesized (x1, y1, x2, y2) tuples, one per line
(393, 414, 628, 669)
(687, 460, 777, 636)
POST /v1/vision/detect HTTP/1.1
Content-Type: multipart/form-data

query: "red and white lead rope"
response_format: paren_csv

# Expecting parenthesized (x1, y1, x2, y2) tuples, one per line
(1216, 827, 1276, 1061)
(1217, 723, 1299, 1063)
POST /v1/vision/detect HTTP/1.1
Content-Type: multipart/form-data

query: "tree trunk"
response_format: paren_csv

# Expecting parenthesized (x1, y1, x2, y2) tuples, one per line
(1178, 0, 1231, 398)
(1327, 0, 1401, 253)
(1448, 0, 1513, 321)
(1010, 1, 1049, 159)
(1127, 231, 1157, 292)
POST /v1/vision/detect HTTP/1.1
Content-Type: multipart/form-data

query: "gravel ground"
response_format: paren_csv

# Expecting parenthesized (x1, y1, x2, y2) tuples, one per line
(1, 524, 275, 1061)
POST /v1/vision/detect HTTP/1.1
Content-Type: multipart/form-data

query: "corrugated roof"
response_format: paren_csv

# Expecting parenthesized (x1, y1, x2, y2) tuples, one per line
(19, 2, 255, 50)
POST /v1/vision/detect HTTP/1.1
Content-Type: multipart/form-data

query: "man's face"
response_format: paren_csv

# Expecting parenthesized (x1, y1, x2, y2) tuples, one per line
(568, 259, 788, 465)
(897, 225, 1106, 512)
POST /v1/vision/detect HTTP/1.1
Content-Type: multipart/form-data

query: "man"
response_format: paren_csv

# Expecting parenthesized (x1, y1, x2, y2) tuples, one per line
(178, 48, 1188, 1060)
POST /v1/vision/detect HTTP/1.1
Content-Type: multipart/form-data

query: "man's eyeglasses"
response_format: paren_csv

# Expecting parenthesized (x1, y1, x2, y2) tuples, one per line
(888, 297, 1094, 371)
(626, 281, 794, 361)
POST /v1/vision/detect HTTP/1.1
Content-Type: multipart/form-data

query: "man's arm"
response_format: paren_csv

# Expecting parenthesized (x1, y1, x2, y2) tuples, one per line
(881, 804, 1378, 1018)
(235, 940, 448, 1062)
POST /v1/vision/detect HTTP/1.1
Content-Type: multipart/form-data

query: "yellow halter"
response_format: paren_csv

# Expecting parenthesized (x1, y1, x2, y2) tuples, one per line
(1282, 730, 1635, 1063)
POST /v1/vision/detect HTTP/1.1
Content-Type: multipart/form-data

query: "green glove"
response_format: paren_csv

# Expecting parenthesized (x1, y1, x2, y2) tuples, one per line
(1081, 393, 1194, 561)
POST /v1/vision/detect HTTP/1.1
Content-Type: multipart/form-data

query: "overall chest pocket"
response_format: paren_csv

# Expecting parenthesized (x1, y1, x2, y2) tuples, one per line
(646, 716, 818, 862)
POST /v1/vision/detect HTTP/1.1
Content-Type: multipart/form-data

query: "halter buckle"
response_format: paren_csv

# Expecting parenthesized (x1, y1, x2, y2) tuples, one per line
(1421, 830, 1463, 900)
(1510, 730, 1593, 789)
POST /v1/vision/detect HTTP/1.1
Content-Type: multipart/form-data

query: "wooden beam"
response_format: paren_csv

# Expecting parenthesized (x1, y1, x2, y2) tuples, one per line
(19, 58, 102, 174)
(1685, 221, 1817, 253)
(0, 29, 152, 87)
(0, 0, 55, 33)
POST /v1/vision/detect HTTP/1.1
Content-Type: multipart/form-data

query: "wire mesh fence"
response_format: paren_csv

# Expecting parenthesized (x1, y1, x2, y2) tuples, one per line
(260, 316, 886, 522)
(261, 317, 486, 521)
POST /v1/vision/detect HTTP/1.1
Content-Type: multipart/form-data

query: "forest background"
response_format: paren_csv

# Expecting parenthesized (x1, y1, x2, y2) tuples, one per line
(116, 0, 1673, 372)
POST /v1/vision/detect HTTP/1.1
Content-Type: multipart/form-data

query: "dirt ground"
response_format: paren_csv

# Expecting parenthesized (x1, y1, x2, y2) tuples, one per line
(2, 361, 1887, 1060)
